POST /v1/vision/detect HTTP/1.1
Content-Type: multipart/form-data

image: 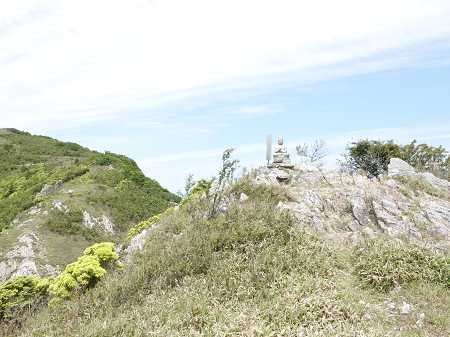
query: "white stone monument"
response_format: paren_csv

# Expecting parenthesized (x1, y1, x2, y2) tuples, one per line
(273, 136, 291, 164)
(266, 135, 272, 164)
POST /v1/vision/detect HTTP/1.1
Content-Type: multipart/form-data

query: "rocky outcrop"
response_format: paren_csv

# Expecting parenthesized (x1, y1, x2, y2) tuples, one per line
(35, 180, 61, 199)
(82, 211, 115, 234)
(254, 158, 450, 245)
(0, 232, 59, 286)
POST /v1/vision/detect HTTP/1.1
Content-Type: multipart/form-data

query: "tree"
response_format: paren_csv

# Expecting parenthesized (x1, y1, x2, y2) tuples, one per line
(208, 148, 239, 219)
(296, 139, 331, 168)
(337, 139, 450, 180)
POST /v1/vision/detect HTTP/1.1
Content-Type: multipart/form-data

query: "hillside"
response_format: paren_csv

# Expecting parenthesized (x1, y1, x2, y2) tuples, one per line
(0, 128, 180, 286)
(3, 151, 450, 336)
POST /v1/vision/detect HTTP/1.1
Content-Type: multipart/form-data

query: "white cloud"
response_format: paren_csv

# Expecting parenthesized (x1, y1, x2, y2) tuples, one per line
(1, 0, 450, 131)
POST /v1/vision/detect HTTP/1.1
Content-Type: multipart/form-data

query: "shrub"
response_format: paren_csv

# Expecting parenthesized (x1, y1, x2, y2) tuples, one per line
(0, 276, 50, 321)
(126, 207, 174, 241)
(49, 242, 118, 298)
(41, 209, 83, 235)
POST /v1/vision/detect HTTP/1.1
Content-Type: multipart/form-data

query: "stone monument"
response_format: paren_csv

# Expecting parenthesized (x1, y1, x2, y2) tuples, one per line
(266, 135, 272, 165)
(273, 136, 291, 164)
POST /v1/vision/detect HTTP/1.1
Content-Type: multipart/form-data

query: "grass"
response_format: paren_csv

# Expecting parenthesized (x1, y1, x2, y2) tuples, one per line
(2, 173, 450, 336)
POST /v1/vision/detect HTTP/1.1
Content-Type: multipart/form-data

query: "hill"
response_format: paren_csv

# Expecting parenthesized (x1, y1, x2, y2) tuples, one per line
(0, 128, 180, 286)
(2, 150, 450, 336)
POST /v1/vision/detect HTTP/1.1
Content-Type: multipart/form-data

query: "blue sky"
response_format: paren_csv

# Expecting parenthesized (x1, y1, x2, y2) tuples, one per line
(1, 0, 450, 192)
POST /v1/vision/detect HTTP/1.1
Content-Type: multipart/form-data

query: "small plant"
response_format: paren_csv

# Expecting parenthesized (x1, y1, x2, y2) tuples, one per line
(208, 148, 240, 220)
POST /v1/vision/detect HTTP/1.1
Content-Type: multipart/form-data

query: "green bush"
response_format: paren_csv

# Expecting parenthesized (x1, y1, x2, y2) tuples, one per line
(41, 209, 83, 235)
(0, 276, 50, 321)
(49, 242, 118, 298)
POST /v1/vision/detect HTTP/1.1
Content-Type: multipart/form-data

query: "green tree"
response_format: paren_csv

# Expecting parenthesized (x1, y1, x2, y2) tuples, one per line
(337, 139, 450, 179)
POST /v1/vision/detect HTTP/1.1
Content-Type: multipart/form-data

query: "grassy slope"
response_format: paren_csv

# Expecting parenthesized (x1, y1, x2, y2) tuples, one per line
(0, 128, 180, 269)
(8, 173, 450, 336)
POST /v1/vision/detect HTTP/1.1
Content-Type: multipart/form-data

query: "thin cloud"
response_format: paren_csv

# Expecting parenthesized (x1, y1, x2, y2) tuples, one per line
(1, 0, 450, 131)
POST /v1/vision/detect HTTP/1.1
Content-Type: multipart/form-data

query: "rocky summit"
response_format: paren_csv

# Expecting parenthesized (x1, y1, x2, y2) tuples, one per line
(255, 159, 450, 246)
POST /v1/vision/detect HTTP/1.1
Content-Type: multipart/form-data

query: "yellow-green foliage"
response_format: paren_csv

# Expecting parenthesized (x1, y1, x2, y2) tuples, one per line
(114, 179, 136, 192)
(49, 242, 118, 298)
(70, 171, 93, 185)
(0, 276, 50, 320)
(126, 207, 174, 241)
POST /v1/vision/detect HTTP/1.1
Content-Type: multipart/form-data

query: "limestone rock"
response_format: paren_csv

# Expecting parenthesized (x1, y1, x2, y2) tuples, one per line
(10, 258, 38, 279)
(372, 201, 407, 236)
(348, 195, 371, 226)
(388, 158, 416, 177)
(35, 180, 61, 199)
(239, 193, 248, 202)
(419, 199, 450, 238)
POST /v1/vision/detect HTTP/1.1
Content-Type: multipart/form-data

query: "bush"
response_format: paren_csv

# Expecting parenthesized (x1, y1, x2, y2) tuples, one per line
(49, 242, 118, 298)
(41, 209, 83, 235)
(0, 276, 50, 321)
(337, 139, 450, 179)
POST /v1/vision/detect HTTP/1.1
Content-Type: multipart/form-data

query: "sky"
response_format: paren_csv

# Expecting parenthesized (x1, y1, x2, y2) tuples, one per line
(1, 0, 450, 193)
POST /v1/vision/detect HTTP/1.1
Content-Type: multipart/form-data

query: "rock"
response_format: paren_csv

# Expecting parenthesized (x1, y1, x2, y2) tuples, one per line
(388, 158, 416, 177)
(52, 200, 67, 212)
(372, 201, 407, 236)
(290, 163, 325, 186)
(239, 193, 248, 202)
(83, 211, 115, 234)
(418, 172, 450, 191)
(400, 302, 414, 314)
(10, 258, 38, 279)
(300, 190, 324, 213)
(101, 215, 114, 234)
(276, 171, 290, 181)
(416, 313, 425, 328)
(310, 215, 324, 232)
(209, 180, 231, 195)
(35, 180, 61, 199)
(419, 199, 450, 237)
(83, 211, 95, 229)
(381, 199, 402, 216)
(348, 195, 371, 226)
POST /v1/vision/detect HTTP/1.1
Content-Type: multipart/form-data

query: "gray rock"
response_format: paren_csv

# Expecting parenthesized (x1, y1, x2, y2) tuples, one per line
(101, 215, 115, 234)
(388, 158, 416, 177)
(400, 302, 414, 314)
(10, 258, 38, 279)
(123, 228, 152, 261)
(300, 190, 324, 213)
(415, 313, 425, 328)
(348, 196, 371, 226)
(310, 216, 324, 232)
(419, 199, 450, 237)
(35, 180, 61, 199)
(381, 199, 402, 216)
(418, 172, 450, 191)
(239, 193, 248, 202)
(290, 163, 325, 186)
(276, 171, 290, 181)
(373, 201, 407, 236)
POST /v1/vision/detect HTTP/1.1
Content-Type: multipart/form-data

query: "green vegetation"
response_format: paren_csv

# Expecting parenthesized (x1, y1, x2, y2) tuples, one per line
(40, 210, 83, 235)
(353, 239, 450, 292)
(49, 242, 119, 299)
(337, 139, 450, 178)
(3, 157, 449, 336)
(0, 242, 118, 324)
(0, 129, 180, 232)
